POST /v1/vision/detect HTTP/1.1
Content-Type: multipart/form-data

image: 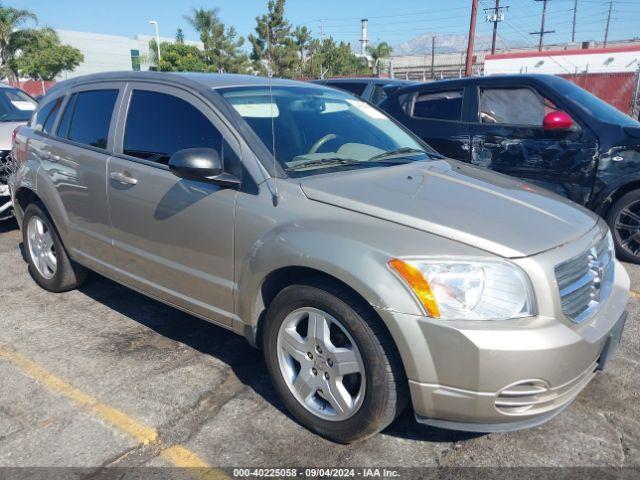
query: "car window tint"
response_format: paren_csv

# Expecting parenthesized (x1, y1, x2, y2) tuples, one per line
(32, 98, 60, 132)
(56, 94, 76, 138)
(479, 88, 552, 125)
(412, 90, 463, 121)
(329, 82, 367, 97)
(123, 90, 222, 165)
(42, 98, 63, 134)
(370, 85, 387, 105)
(66, 90, 118, 149)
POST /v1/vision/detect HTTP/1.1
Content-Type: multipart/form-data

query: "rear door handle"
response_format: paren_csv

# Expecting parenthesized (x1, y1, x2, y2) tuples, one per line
(110, 171, 138, 185)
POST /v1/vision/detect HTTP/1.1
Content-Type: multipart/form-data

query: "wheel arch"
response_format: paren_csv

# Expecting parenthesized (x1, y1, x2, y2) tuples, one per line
(593, 179, 640, 217)
(248, 266, 382, 347)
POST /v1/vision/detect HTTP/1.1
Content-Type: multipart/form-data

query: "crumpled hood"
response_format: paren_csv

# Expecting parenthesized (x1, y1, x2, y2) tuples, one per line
(299, 159, 598, 258)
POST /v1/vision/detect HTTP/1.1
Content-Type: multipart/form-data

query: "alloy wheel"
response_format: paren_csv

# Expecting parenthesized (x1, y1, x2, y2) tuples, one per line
(27, 216, 57, 280)
(276, 307, 366, 421)
(614, 200, 640, 259)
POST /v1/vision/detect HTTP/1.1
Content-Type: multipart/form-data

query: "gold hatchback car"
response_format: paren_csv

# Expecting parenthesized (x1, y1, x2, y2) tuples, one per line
(11, 72, 629, 442)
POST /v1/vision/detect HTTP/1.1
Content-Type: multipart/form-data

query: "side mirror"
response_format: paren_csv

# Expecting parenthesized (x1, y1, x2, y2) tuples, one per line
(168, 148, 240, 187)
(543, 111, 574, 131)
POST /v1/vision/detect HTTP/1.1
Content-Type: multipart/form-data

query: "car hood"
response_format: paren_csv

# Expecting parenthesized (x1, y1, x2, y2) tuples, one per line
(299, 159, 598, 258)
(0, 121, 26, 151)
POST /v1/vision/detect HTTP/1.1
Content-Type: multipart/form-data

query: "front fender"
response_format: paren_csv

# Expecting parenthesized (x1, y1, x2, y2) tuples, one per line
(236, 224, 425, 330)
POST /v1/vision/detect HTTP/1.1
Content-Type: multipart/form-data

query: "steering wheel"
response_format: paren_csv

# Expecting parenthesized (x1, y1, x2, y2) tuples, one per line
(308, 134, 338, 154)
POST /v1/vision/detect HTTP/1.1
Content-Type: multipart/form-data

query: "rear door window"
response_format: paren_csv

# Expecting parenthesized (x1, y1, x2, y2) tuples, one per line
(123, 90, 223, 165)
(411, 90, 463, 121)
(479, 87, 557, 125)
(63, 90, 118, 149)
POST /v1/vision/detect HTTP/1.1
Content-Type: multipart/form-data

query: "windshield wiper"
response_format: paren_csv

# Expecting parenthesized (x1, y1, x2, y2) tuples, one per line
(286, 158, 363, 171)
(368, 147, 426, 162)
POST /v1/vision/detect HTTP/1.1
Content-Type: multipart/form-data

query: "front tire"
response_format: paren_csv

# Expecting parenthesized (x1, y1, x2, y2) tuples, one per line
(606, 190, 640, 264)
(22, 203, 87, 292)
(263, 280, 407, 443)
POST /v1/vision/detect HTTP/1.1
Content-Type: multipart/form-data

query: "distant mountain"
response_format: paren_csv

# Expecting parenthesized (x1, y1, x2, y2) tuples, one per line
(392, 32, 527, 55)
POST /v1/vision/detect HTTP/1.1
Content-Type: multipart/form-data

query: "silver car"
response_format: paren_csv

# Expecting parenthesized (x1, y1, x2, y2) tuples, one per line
(11, 72, 629, 443)
(0, 84, 37, 221)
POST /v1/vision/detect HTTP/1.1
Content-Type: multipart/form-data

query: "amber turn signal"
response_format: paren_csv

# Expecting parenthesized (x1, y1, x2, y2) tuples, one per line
(388, 258, 440, 318)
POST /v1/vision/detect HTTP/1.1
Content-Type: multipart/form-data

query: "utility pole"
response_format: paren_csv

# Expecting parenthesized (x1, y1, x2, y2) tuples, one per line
(485, 0, 508, 54)
(571, 0, 578, 43)
(464, 0, 479, 77)
(430, 36, 435, 78)
(530, 0, 554, 52)
(318, 19, 325, 79)
(604, 0, 613, 47)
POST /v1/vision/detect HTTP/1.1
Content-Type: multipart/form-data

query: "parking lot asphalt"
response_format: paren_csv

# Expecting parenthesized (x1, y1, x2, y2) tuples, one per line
(0, 217, 639, 471)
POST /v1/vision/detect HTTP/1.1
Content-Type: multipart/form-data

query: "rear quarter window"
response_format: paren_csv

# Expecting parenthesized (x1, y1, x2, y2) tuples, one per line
(32, 98, 61, 132)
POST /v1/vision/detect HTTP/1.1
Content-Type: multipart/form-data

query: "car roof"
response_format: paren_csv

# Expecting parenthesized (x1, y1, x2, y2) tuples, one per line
(44, 71, 319, 97)
(314, 77, 414, 85)
(392, 74, 561, 93)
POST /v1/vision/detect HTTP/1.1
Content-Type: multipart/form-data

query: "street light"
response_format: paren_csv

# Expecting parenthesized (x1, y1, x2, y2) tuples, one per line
(149, 20, 161, 66)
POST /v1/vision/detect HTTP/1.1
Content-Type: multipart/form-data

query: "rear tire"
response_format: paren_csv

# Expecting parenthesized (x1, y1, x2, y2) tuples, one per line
(606, 190, 640, 264)
(263, 279, 407, 443)
(22, 203, 87, 292)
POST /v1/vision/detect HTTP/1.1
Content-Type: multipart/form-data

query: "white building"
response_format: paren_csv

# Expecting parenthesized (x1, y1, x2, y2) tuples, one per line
(55, 30, 202, 80)
(484, 45, 640, 75)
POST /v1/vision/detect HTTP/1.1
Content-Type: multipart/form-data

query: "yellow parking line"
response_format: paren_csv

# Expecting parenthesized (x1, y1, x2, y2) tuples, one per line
(630, 290, 640, 299)
(0, 344, 229, 477)
(161, 445, 229, 480)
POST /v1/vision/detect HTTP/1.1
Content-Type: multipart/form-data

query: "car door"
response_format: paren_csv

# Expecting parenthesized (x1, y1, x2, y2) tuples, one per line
(385, 86, 470, 161)
(41, 84, 122, 264)
(106, 82, 239, 326)
(468, 84, 597, 205)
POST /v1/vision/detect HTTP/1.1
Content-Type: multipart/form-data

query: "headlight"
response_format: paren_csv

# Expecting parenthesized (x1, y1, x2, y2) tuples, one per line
(389, 257, 535, 320)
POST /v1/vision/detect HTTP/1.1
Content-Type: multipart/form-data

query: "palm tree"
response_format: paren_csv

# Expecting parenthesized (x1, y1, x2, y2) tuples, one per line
(366, 41, 392, 76)
(184, 7, 219, 62)
(0, 4, 38, 81)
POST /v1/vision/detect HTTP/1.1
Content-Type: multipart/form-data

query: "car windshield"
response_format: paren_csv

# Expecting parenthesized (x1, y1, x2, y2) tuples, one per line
(548, 76, 640, 127)
(219, 85, 438, 177)
(0, 88, 37, 122)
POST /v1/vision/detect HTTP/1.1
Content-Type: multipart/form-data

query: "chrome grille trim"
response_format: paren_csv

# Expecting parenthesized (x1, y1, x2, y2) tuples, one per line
(555, 232, 615, 324)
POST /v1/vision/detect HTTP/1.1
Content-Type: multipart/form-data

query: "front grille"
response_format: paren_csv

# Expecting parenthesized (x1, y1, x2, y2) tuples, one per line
(555, 232, 614, 324)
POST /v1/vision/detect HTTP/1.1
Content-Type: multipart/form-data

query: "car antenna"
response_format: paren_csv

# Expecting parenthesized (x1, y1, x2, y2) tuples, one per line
(267, 25, 281, 207)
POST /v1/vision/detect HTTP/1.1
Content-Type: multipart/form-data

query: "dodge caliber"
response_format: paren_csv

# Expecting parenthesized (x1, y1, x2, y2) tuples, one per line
(11, 72, 629, 443)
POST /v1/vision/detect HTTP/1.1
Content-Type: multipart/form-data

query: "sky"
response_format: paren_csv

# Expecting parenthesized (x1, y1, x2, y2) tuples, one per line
(13, 0, 640, 52)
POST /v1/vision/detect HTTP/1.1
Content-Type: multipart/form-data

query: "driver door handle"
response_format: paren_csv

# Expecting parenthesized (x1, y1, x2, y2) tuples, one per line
(110, 171, 138, 185)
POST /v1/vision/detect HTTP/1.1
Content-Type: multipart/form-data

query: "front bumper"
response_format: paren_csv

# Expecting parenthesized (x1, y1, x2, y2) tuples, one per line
(375, 253, 629, 432)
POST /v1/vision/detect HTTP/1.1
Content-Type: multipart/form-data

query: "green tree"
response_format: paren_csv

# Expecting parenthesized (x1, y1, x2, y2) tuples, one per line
(0, 4, 37, 81)
(14, 28, 83, 81)
(184, 7, 249, 73)
(248, 0, 298, 77)
(292, 25, 311, 76)
(366, 42, 393, 76)
(307, 37, 369, 79)
(148, 40, 207, 72)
